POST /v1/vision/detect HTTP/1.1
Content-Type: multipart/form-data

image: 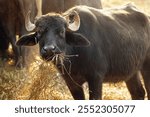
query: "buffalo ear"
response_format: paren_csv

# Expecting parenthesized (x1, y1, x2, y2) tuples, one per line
(66, 31, 90, 47)
(16, 32, 38, 46)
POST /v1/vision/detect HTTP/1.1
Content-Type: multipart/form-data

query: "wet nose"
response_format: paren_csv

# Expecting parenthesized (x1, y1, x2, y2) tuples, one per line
(42, 45, 56, 53)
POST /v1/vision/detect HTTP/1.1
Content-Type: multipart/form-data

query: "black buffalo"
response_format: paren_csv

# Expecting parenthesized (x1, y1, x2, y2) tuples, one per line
(16, 3, 150, 100)
(0, 0, 20, 66)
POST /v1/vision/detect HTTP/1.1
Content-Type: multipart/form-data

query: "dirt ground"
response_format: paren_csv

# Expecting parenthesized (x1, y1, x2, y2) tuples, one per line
(0, 0, 149, 100)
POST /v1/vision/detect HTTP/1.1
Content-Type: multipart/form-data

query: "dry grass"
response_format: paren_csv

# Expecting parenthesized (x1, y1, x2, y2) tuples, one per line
(0, 0, 150, 100)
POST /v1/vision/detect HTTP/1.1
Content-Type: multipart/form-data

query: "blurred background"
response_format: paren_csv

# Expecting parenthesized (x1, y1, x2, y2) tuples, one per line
(0, 0, 149, 100)
(102, 0, 150, 13)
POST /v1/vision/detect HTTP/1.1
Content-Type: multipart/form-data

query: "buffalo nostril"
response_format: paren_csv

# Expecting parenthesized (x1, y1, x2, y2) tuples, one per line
(50, 45, 55, 50)
(43, 45, 56, 53)
(43, 46, 48, 52)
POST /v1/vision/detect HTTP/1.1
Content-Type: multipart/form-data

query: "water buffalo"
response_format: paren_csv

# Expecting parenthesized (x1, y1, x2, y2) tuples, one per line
(17, 3, 150, 100)
(0, 0, 102, 67)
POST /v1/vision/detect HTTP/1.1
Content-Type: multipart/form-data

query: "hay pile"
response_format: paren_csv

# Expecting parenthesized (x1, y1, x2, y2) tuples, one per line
(0, 57, 132, 100)
(0, 58, 72, 100)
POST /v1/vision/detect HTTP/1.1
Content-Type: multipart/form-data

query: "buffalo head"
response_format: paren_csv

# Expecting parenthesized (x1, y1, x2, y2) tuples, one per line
(16, 11, 90, 61)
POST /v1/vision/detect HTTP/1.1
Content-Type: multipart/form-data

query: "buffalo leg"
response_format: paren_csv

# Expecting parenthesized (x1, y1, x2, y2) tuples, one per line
(87, 74, 103, 100)
(9, 36, 21, 67)
(0, 24, 9, 64)
(36, 0, 42, 17)
(0, 37, 9, 61)
(6, 26, 22, 68)
(143, 71, 150, 100)
(141, 58, 150, 100)
(63, 74, 85, 100)
(125, 72, 145, 100)
(142, 71, 150, 100)
(69, 85, 85, 100)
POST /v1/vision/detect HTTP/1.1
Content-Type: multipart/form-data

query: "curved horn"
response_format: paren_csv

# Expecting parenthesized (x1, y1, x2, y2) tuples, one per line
(25, 11, 36, 31)
(64, 11, 80, 31)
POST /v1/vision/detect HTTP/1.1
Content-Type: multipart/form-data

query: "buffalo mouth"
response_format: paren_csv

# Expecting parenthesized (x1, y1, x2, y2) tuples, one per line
(40, 49, 63, 61)
(40, 52, 55, 61)
(41, 53, 79, 74)
(41, 54, 54, 61)
(41, 52, 65, 64)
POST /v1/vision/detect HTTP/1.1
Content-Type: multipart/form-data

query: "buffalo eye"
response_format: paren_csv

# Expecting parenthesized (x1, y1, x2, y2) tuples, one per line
(59, 30, 65, 37)
(56, 28, 65, 38)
